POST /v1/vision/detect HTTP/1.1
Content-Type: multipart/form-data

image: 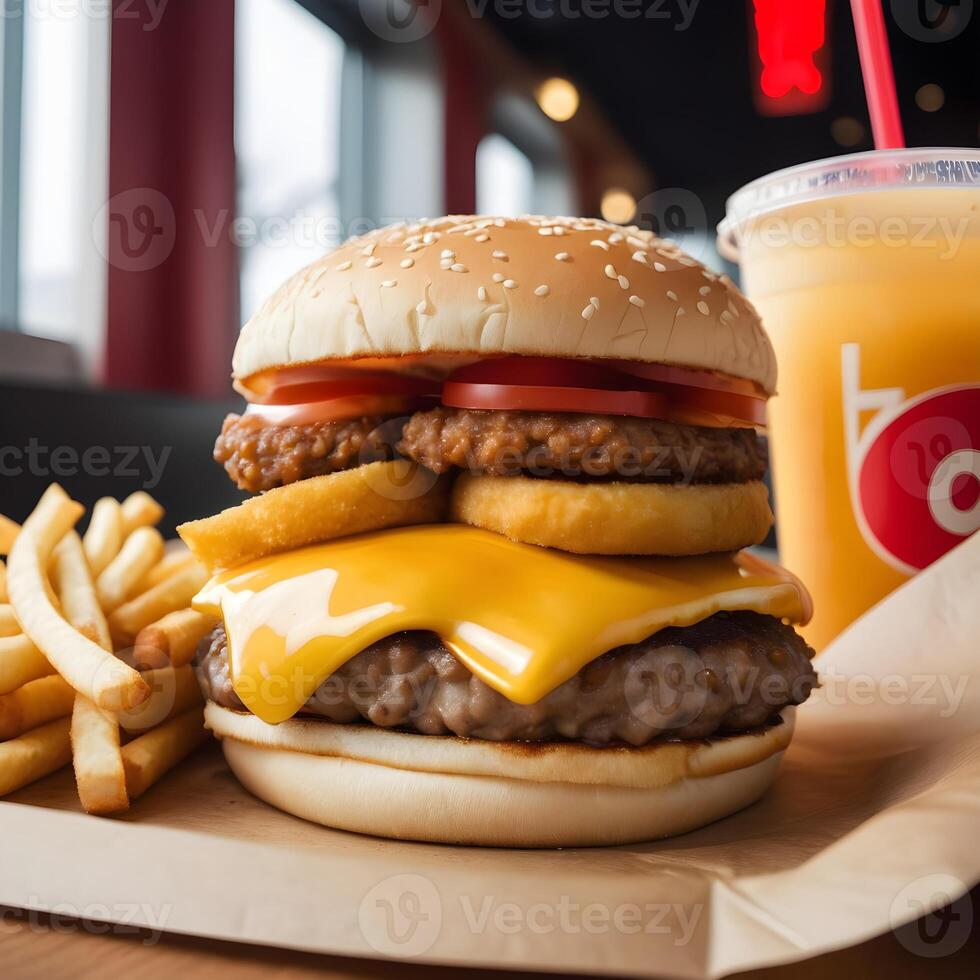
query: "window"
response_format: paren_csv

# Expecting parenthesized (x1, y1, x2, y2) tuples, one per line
(476, 133, 533, 217)
(476, 95, 575, 218)
(235, 0, 345, 321)
(16, 7, 108, 362)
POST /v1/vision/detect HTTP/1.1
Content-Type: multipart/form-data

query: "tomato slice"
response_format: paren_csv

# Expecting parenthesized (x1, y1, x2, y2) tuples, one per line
(245, 393, 435, 426)
(450, 357, 644, 391)
(251, 374, 438, 406)
(443, 356, 766, 427)
(611, 360, 768, 398)
(442, 381, 668, 418)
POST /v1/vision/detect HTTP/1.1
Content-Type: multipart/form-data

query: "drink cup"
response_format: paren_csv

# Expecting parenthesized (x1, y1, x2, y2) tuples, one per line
(719, 148, 980, 650)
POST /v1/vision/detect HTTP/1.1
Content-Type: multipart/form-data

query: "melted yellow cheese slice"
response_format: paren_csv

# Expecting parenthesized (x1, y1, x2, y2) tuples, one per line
(194, 525, 809, 725)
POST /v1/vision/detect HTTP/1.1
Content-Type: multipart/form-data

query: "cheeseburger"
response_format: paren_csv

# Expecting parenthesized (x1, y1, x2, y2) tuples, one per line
(179, 215, 816, 847)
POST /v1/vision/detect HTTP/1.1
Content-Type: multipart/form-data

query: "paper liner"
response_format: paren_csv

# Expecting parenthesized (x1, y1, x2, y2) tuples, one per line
(1, 532, 977, 977)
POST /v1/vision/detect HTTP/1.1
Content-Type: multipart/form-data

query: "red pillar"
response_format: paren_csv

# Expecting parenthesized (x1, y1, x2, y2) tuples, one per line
(105, 0, 238, 397)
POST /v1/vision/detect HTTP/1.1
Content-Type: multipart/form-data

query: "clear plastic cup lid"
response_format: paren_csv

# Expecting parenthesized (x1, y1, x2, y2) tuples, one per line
(717, 147, 980, 261)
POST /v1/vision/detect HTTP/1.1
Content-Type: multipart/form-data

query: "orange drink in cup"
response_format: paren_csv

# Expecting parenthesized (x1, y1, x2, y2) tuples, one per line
(719, 149, 980, 649)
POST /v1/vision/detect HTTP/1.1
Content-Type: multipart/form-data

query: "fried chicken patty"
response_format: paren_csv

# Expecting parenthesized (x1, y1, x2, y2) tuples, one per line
(214, 412, 400, 492)
(196, 611, 816, 746)
(398, 408, 767, 483)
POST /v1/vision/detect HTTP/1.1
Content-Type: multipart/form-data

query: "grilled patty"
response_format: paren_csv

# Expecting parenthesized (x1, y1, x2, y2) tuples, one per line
(214, 412, 400, 492)
(215, 408, 767, 491)
(196, 611, 816, 746)
(398, 408, 767, 483)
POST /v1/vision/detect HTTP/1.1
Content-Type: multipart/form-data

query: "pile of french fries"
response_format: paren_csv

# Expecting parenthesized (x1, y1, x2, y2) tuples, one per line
(0, 485, 218, 813)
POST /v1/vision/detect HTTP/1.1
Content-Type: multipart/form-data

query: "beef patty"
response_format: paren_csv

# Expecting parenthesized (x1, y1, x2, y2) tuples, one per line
(196, 611, 816, 746)
(398, 408, 767, 483)
(214, 412, 400, 492)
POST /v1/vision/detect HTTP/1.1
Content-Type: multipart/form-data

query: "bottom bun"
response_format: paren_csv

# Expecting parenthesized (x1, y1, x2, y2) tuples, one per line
(206, 703, 794, 847)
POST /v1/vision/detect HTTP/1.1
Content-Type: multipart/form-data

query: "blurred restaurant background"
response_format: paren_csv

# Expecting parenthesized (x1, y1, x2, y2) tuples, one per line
(0, 0, 977, 530)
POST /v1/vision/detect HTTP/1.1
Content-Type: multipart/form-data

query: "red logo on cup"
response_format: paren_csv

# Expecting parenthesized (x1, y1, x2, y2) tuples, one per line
(843, 345, 980, 574)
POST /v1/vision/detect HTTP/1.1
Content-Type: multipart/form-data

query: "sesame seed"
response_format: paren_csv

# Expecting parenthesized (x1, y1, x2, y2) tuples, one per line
(451, 263, 468, 273)
(406, 243, 424, 253)
(416, 300, 427, 314)
(666, 290, 678, 302)
(503, 279, 517, 289)
(440, 260, 452, 270)
(581, 305, 596, 320)
(400, 258, 414, 268)
(361, 243, 376, 256)
(589, 296, 600, 309)
(474, 234, 489, 242)
(336, 260, 352, 271)
(654, 262, 667, 273)
(492, 273, 505, 283)
(618, 275, 629, 290)
(538, 227, 553, 236)
(441, 249, 454, 259)
(608, 232, 624, 244)
(676, 307, 686, 316)
(699, 285, 711, 296)
(492, 250, 508, 260)
(604, 264, 617, 279)
(365, 257, 382, 268)
(590, 240, 610, 251)
(553, 226, 566, 236)
(477, 286, 488, 301)
(555, 252, 571, 262)
(381, 280, 397, 288)
(423, 232, 437, 244)
(631, 251, 647, 264)
(697, 301, 710, 315)
(534, 284, 550, 296)
(628, 295, 645, 307)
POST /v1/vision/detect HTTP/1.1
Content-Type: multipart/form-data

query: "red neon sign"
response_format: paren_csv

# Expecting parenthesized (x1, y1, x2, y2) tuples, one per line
(751, 0, 831, 116)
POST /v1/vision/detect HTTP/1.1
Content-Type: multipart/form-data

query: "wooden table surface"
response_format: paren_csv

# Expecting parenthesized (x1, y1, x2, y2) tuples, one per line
(2, 888, 977, 980)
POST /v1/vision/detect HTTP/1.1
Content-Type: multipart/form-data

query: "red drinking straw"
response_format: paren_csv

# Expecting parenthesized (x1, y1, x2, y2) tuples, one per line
(849, 0, 906, 148)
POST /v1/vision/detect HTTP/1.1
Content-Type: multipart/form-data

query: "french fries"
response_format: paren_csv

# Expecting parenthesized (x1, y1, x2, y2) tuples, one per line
(0, 513, 19, 554)
(140, 548, 195, 590)
(2, 484, 209, 809)
(8, 485, 150, 712)
(120, 491, 165, 536)
(52, 532, 112, 649)
(134, 608, 217, 669)
(71, 696, 129, 814)
(82, 497, 124, 575)
(118, 665, 202, 733)
(121, 708, 207, 799)
(0, 603, 20, 636)
(108, 559, 208, 648)
(96, 526, 165, 613)
(51, 522, 130, 814)
(0, 634, 56, 694)
(0, 674, 75, 740)
(0, 717, 72, 797)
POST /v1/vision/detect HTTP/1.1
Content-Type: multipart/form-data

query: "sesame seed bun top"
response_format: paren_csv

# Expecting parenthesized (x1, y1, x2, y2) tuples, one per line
(233, 215, 777, 394)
